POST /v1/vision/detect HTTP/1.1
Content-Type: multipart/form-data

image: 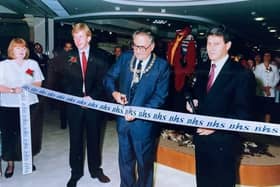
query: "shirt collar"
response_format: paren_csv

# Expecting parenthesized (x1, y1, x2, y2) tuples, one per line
(137, 54, 152, 68)
(211, 54, 228, 70)
(79, 46, 90, 56)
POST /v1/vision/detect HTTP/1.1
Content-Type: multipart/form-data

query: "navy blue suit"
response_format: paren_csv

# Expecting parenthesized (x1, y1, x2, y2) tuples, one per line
(193, 58, 256, 187)
(103, 51, 170, 187)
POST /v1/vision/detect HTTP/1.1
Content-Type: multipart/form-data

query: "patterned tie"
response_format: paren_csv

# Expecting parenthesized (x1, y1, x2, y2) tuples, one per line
(82, 51, 87, 79)
(206, 63, 216, 92)
(130, 60, 143, 103)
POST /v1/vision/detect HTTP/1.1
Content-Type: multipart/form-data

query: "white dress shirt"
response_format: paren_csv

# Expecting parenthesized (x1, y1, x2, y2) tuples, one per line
(211, 54, 228, 83)
(78, 46, 90, 93)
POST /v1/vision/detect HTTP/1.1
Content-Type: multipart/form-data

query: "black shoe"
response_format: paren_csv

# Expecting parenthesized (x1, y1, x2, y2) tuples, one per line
(92, 172, 110, 183)
(4, 164, 14, 178)
(67, 178, 78, 187)
(32, 165, 36, 171)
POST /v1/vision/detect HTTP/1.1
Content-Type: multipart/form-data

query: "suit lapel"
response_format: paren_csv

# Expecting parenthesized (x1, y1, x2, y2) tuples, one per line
(126, 56, 135, 94)
(72, 50, 83, 81)
(85, 48, 95, 86)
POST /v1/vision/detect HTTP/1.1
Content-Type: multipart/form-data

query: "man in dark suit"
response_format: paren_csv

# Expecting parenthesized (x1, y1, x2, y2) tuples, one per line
(63, 23, 110, 187)
(103, 28, 170, 187)
(30, 42, 49, 79)
(186, 27, 256, 187)
(46, 42, 73, 129)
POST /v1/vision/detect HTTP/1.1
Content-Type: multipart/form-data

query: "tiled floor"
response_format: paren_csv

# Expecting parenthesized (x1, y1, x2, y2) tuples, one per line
(0, 109, 195, 187)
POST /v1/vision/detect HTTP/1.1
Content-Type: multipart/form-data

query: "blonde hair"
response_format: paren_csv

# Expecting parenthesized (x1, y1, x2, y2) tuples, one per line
(72, 23, 92, 37)
(7, 38, 30, 59)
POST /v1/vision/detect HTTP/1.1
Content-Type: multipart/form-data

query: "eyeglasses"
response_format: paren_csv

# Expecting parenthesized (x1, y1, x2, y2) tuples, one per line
(132, 43, 152, 52)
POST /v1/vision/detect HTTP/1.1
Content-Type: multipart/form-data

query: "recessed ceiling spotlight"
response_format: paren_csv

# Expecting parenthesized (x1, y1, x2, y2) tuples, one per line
(161, 8, 166, 13)
(115, 6, 120, 11)
(138, 8, 143, 12)
(269, 29, 277, 33)
(168, 23, 171, 27)
(278, 36, 280, 40)
(152, 19, 167, 24)
(199, 32, 205, 36)
(109, 32, 112, 35)
(254, 17, 264, 21)
(251, 11, 256, 15)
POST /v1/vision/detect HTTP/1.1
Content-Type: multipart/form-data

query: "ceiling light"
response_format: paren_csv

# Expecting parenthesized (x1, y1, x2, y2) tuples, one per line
(278, 36, 280, 40)
(104, 0, 249, 6)
(161, 8, 166, 13)
(199, 32, 205, 36)
(254, 17, 264, 21)
(115, 6, 120, 11)
(251, 11, 256, 16)
(138, 8, 143, 12)
(152, 20, 167, 24)
(261, 22, 267, 26)
(269, 29, 277, 33)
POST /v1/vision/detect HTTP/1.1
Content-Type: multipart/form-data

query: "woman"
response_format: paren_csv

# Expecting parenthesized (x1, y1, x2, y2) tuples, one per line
(254, 52, 280, 122)
(0, 38, 44, 178)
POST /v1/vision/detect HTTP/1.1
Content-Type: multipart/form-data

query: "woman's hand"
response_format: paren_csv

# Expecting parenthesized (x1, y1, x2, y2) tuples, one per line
(13, 87, 22, 93)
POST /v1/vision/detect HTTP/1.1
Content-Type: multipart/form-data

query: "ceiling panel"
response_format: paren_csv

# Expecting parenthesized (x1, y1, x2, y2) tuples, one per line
(0, 0, 279, 51)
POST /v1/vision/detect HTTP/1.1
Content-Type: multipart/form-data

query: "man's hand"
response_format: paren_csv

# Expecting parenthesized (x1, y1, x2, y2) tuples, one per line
(83, 96, 93, 100)
(186, 99, 198, 113)
(197, 128, 215, 135)
(263, 86, 271, 96)
(112, 91, 128, 105)
(81, 96, 93, 109)
(125, 114, 135, 121)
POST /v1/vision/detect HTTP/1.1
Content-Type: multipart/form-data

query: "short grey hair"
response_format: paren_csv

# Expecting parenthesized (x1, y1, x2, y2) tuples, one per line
(132, 28, 155, 44)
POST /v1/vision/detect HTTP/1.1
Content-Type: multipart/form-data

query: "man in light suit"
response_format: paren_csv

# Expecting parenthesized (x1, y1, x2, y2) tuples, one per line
(63, 23, 110, 187)
(103, 28, 170, 187)
(187, 27, 256, 187)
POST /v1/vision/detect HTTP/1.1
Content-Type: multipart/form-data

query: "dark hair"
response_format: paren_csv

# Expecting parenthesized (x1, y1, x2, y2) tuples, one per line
(206, 26, 231, 43)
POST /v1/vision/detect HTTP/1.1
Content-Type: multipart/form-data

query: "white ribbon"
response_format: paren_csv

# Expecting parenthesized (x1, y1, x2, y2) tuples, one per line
(19, 90, 33, 174)
(22, 85, 280, 136)
(20, 85, 280, 174)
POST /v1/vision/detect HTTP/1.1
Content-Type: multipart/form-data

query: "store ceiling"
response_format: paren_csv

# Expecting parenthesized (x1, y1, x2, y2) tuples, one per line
(0, 0, 280, 51)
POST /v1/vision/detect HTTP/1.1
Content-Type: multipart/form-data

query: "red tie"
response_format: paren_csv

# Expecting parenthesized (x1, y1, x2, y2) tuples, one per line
(82, 51, 87, 79)
(206, 63, 216, 92)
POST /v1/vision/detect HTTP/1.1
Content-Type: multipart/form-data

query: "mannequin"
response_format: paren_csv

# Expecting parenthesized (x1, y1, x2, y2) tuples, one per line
(167, 26, 196, 92)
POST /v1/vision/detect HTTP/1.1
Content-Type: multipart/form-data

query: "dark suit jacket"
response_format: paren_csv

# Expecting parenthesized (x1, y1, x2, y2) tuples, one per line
(46, 51, 68, 91)
(194, 58, 256, 121)
(103, 51, 170, 138)
(62, 47, 109, 119)
(30, 52, 49, 78)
